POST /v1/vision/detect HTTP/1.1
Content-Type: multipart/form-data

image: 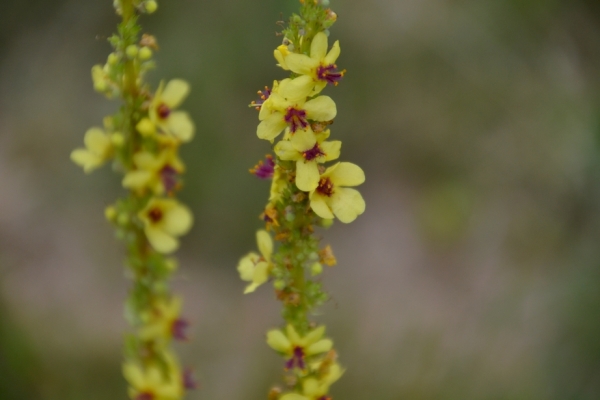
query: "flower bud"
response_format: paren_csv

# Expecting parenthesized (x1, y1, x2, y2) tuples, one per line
(138, 47, 153, 61)
(145, 0, 158, 14)
(105, 206, 117, 221)
(111, 132, 125, 147)
(125, 45, 139, 59)
(107, 52, 119, 65)
(311, 262, 323, 276)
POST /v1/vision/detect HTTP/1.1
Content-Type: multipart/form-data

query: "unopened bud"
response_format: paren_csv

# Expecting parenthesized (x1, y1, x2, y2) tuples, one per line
(107, 52, 119, 65)
(125, 45, 139, 59)
(145, 0, 158, 14)
(111, 132, 125, 147)
(105, 206, 117, 221)
(139, 47, 152, 60)
(311, 262, 323, 276)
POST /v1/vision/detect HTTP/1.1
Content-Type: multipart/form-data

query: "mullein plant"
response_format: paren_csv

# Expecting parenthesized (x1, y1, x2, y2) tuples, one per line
(239, 1, 365, 399)
(71, 0, 196, 398)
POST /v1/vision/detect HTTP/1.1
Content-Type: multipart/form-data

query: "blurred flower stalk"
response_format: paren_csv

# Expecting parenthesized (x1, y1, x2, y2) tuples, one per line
(239, 0, 365, 398)
(71, 0, 196, 398)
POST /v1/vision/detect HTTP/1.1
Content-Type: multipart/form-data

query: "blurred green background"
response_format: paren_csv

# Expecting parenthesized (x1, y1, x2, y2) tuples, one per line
(2, 0, 600, 399)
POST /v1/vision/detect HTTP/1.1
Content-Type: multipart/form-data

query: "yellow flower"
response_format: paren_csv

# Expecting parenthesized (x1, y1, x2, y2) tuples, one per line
(237, 230, 273, 294)
(274, 42, 292, 70)
(122, 149, 185, 194)
(137, 79, 195, 143)
(267, 325, 333, 370)
(280, 363, 344, 400)
(309, 162, 365, 223)
(139, 296, 188, 343)
(274, 127, 340, 192)
(123, 352, 183, 400)
(71, 127, 113, 173)
(257, 78, 336, 142)
(138, 198, 193, 254)
(282, 32, 344, 95)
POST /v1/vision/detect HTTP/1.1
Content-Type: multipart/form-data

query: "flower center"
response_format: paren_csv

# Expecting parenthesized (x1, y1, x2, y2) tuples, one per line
(160, 165, 179, 192)
(284, 107, 309, 133)
(316, 177, 334, 197)
(250, 155, 275, 179)
(148, 207, 163, 223)
(135, 392, 154, 400)
(157, 103, 171, 119)
(302, 144, 325, 161)
(285, 346, 306, 370)
(316, 64, 345, 86)
(171, 318, 189, 341)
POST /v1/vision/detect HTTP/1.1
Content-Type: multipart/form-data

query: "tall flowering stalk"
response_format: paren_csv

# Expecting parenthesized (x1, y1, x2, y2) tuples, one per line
(239, 1, 365, 399)
(71, 1, 196, 398)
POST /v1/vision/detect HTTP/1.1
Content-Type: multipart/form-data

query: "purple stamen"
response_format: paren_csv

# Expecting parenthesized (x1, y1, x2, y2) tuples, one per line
(316, 64, 345, 86)
(251, 86, 272, 110)
(183, 368, 198, 390)
(284, 107, 309, 133)
(250, 155, 275, 179)
(284, 346, 306, 370)
(157, 103, 171, 119)
(171, 318, 189, 341)
(316, 177, 334, 197)
(160, 165, 179, 193)
(302, 144, 325, 161)
(136, 393, 154, 400)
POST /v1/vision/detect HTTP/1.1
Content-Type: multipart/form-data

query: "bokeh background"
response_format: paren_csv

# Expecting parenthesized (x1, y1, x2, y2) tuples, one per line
(2, 0, 600, 399)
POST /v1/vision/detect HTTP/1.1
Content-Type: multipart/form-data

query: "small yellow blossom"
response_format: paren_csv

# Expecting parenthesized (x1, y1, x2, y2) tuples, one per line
(274, 127, 340, 192)
(280, 362, 344, 400)
(137, 79, 195, 143)
(257, 78, 336, 142)
(308, 162, 365, 223)
(138, 198, 193, 254)
(122, 149, 184, 194)
(139, 296, 188, 343)
(282, 32, 344, 95)
(237, 230, 273, 294)
(274, 42, 292, 70)
(267, 325, 333, 370)
(123, 352, 183, 400)
(71, 127, 113, 173)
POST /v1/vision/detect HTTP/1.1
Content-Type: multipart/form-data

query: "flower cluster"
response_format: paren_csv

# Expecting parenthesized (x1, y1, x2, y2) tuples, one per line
(238, 1, 362, 399)
(71, 0, 195, 398)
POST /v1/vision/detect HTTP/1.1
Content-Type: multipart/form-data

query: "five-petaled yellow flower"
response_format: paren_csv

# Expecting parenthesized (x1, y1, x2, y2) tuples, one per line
(70, 127, 113, 173)
(309, 162, 366, 223)
(123, 352, 183, 400)
(137, 79, 195, 143)
(281, 32, 344, 95)
(138, 198, 193, 254)
(274, 127, 341, 192)
(257, 78, 336, 142)
(267, 325, 333, 370)
(237, 230, 273, 294)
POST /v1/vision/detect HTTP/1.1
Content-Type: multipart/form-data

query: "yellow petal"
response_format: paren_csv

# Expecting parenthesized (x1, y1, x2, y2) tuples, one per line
(324, 40, 341, 65)
(286, 325, 301, 344)
(303, 325, 326, 345)
(237, 252, 260, 282)
(302, 378, 322, 397)
(291, 128, 317, 152)
(309, 192, 335, 219)
(274, 140, 301, 161)
(133, 151, 160, 169)
(330, 187, 366, 223)
(161, 79, 190, 109)
(122, 170, 152, 190)
(256, 230, 273, 261)
(165, 111, 195, 142)
(310, 32, 328, 60)
(279, 76, 314, 104)
(321, 140, 341, 161)
(296, 160, 320, 192)
(285, 53, 319, 76)
(145, 226, 179, 254)
(84, 127, 111, 154)
(257, 113, 287, 142)
(305, 338, 333, 355)
(274, 47, 290, 70)
(327, 162, 365, 187)
(280, 394, 309, 400)
(304, 96, 337, 121)
(267, 329, 292, 353)
(70, 149, 103, 173)
(123, 363, 146, 389)
(244, 261, 269, 293)
(162, 203, 193, 236)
